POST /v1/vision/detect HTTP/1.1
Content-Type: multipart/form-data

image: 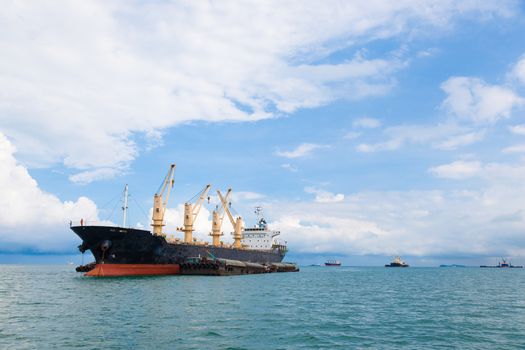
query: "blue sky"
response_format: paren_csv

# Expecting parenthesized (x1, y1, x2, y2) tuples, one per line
(2, 1, 525, 265)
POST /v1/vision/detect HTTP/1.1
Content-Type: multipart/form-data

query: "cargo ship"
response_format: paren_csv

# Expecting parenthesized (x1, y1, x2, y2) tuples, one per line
(324, 260, 341, 266)
(480, 258, 523, 268)
(72, 164, 288, 276)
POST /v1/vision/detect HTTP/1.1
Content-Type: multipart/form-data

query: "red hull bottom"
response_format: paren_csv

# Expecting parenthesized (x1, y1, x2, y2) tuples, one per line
(85, 264, 180, 277)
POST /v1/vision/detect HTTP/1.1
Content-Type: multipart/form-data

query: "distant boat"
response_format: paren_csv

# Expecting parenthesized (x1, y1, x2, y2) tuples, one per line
(439, 264, 466, 268)
(385, 256, 409, 267)
(480, 258, 523, 268)
(325, 260, 341, 266)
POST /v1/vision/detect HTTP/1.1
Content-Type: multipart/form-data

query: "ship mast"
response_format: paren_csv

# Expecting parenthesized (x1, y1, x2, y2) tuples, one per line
(151, 164, 176, 236)
(218, 188, 244, 248)
(254, 206, 267, 228)
(210, 189, 231, 246)
(178, 184, 211, 243)
(122, 184, 129, 228)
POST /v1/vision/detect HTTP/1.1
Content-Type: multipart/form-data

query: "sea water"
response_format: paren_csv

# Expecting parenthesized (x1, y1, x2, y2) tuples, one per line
(0, 265, 524, 349)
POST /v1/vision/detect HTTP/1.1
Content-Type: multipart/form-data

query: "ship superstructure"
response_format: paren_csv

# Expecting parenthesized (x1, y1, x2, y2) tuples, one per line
(385, 256, 409, 267)
(241, 207, 285, 251)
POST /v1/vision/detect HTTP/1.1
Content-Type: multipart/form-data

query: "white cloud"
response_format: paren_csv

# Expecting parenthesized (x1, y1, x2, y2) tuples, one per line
(281, 163, 298, 172)
(305, 186, 345, 203)
(502, 144, 525, 154)
(356, 140, 399, 153)
(417, 48, 440, 58)
(510, 54, 525, 85)
(509, 124, 525, 135)
(441, 77, 523, 123)
(356, 123, 484, 152)
(435, 130, 486, 150)
(0, 1, 516, 179)
(355, 54, 525, 154)
(343, 131, 362, 140)
(352, 117, 381, 129)
(69, 168, 120, 184)
(0, 132, 101, 252)
(263, 161, 525, 258)
(429, 160, 482, 179)
(276, 143, 328, 158)
(232, 191, 266, 201)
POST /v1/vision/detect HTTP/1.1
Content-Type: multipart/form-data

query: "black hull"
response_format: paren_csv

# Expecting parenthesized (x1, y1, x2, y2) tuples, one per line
(72, 226, 286, 265)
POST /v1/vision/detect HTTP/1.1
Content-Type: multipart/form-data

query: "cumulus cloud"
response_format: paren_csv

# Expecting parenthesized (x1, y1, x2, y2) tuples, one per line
(276, 143, 328, 158)
(0, 132, 101, 252)
(264, 160, 525, 258)
(356, 53, 525, 154)
(429, 160, 482, 179)
(305, 187, 345, 203)
(441, 77, 523, 123)
(0, 1, 516, 180)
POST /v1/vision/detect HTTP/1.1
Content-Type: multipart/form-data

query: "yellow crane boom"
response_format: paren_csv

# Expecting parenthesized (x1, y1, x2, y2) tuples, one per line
(178, 184, 212, 243)
(210, 189, 232, 246)
(151, 164, 176, 236)
(217, 189, 244, 248)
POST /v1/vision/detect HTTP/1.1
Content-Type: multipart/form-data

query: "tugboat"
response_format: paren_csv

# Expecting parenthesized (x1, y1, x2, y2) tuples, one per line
(325, 260, 341, 266)
(385, 256, 409, 267)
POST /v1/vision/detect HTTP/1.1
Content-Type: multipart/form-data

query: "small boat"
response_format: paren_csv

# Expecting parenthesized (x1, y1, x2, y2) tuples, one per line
(385, 256, 409, 267)
(325, 260, 341, 266)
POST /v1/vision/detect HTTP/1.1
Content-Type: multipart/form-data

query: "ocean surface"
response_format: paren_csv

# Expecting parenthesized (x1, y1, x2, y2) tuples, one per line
(1, 265, 524, 349)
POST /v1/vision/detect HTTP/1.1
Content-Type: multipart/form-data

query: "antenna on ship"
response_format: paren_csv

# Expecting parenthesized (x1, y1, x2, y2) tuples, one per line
(254, 206, 266, 228)
(122, 184, 129, 228)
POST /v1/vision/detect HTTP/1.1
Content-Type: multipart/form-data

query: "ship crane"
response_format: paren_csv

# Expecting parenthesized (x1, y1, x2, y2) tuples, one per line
(178, 184, 212, 243)
(210, 189, 232, 246)
(151, 164, 176, 236)
(217, 189, 244, 249)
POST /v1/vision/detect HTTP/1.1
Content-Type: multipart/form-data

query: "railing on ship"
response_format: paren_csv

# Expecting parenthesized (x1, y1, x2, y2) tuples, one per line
(69, 219, 121, 227)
